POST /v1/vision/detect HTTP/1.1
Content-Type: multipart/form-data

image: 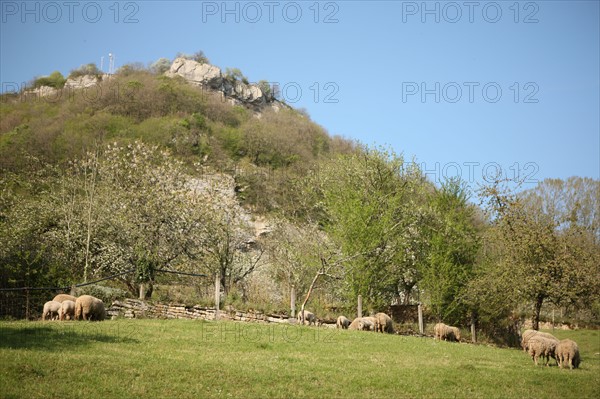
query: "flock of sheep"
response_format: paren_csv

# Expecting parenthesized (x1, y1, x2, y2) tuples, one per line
(299, 311, 581, 370)
(296, 310, 394, 333)
(41, 298, 582, 369)
(42, 294, 106, 321)
(298, 310, 460, 341)
(521, 329, 581, 369)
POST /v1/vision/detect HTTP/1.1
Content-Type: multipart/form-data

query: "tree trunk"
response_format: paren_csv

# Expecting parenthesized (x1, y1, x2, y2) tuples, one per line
(220, 274, 228, 297)
(300, 272, 321, 324)
(144, 282, 153, 300)
(532, 294, 544, 330)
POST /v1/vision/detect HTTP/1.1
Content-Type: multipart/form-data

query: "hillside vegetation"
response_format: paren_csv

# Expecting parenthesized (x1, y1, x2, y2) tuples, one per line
(1, 56, 599, 342)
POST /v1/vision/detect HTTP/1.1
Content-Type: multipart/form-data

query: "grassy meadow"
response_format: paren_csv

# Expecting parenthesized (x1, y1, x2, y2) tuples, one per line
(0, 319, 598, 398)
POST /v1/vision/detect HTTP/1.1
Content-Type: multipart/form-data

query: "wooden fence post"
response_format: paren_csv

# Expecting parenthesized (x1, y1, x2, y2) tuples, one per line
(357, 295, 362, 318)
(471, 314, 477, 343)
(214, 272, 220, 321)
(290, 286, 296, 319)
(418, 303, 424, 335)
(139, 283, 145, 300)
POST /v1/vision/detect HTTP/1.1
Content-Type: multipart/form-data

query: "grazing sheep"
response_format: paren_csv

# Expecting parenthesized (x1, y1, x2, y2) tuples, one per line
(350, 316, 377, 331)
(348, 317, 362, 330)
(358, 318, 374, 331)
(555, 339, 580, 369)
(364, 317, 379, 331)
(297, 310, 316, 326)
(528, 336, 558, 366)
(521, 330, 558, 352)
(336, 315, 350, 329)
(434, 323, 461, 342)
(52, 294, 77, 303)
(58, 300, 76, 321)
(74, 295, 106, 321)
(374, 312, 394, 334)
(42, 301, 62, 321)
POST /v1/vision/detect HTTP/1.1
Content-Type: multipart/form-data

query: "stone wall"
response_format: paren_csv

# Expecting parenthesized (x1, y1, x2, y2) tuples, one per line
(108, 299, 292, 324)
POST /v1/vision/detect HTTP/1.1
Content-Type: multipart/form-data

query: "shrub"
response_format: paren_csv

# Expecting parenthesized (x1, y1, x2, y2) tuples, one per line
(68, 63, 102, 79)
(224, 68, 248, 84)
(32, 71, 66, 89)
(257, 80, 272, 99)
(176, 51, 210, 65)
(150, 58, 172, 75)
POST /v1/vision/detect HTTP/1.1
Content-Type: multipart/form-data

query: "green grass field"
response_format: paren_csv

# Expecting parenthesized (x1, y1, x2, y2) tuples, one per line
(0, 320, 598, 398)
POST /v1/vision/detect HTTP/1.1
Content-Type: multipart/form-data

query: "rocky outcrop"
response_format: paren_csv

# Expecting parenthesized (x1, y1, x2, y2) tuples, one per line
(165, 57, 283, 110)
(23, 74, 104, 99)
(64, 74, 101, 89)
(166, 58, 222, 89)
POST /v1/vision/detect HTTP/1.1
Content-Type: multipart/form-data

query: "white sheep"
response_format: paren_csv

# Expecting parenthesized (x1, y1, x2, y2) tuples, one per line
(348, 317, 362, 330)
(434, 323, 461, 342)
(521, 330, 558, 352)
(374, 312, 394, 333)
(297, 310, 316, 326)
(52, 294, 77, 303)
(555, 339, 581, 369)
(58, 300, 76, 321)
(74, 295, 106, 321)
(336, 315, 350, 329)
(42, 301, 62, 320)
(358, 318, 374, 331)
(528, 336, 558, 366)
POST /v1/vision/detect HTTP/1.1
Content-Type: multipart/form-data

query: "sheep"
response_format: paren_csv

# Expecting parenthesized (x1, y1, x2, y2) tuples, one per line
(58, 300, 76, 321)
(336, 315, 350, 329)
(374, 312, 394, 334)
(348, 317, 362, 330)
(434, 323, 461, 342)
(364, 316, 379, 331)
(42, 301, 62, 321)
(555, 339, 581, 369)
(297, 310, 316, 326)
(358, 318, 374, 331)
(52, 294, 77, 303)
(521, 329, 558, 352)
(74, 295, 106, 321)
(528, 336, 558, 366)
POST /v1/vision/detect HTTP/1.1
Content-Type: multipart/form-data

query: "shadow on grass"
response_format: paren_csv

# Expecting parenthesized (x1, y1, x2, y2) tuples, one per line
(0, 321, 140, 351)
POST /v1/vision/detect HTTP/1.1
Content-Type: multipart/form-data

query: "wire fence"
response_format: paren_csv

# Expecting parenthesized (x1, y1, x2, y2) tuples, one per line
(0, 269, 208, 320)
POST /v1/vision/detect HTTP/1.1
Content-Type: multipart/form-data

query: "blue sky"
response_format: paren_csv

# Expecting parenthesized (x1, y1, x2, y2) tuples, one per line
(1, 1, 599, 189)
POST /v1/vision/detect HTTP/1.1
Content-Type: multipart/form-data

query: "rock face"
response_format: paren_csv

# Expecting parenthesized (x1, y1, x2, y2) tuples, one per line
(166, 58, 222, 89)
(165, 57, 282, 110)
(24, 74, 104, 99)
(64, 74, 101, 89)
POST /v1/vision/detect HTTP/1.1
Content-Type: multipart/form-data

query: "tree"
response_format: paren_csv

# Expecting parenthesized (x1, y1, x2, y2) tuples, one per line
(266, 220, 346, 319)
(304, 146, 430, 309)
(192, 51, 210, 64)
(477, 179, 599, 330)
(150, 58, 172, 75)
(42, 142, 207, 298)
(520, 177, 599, 242)
(419, 178, 479, 323)
(33, 71, 66, 89)
(184, 174, 265, 297)
(68, 63, 101, 79)
(224, 68, 248, 84)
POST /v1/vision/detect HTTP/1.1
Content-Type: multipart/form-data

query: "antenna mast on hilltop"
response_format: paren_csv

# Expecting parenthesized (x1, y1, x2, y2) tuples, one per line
(108, 53, 115, 75)
(100, 56, 104, 72)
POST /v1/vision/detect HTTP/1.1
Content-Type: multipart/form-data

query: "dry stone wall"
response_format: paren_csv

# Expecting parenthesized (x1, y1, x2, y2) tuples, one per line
(108, 299, 292, 324)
